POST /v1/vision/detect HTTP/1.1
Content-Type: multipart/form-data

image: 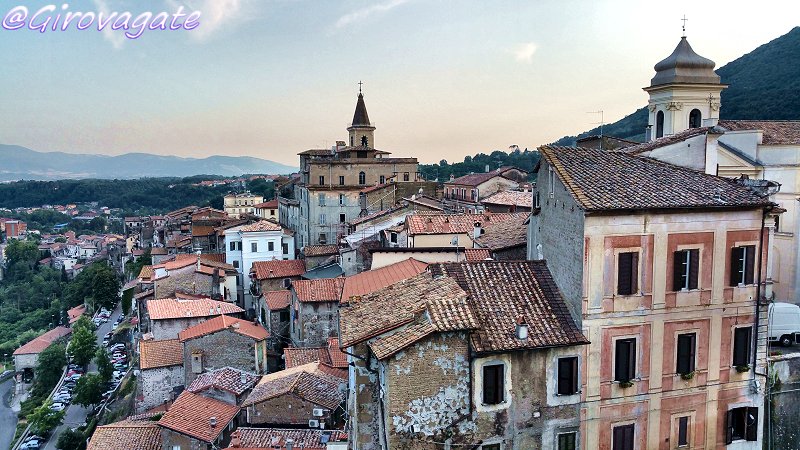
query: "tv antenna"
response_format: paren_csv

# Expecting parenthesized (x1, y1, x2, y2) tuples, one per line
(681, 15, 688, 38)
(587, 110, 604, 149)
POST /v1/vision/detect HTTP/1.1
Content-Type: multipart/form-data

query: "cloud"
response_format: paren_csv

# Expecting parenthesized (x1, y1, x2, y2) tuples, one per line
(512, 42, 538, 63)
(91, 0, 126, 49)
(165, 0, 246, 40)
(335, 0, 410, 29)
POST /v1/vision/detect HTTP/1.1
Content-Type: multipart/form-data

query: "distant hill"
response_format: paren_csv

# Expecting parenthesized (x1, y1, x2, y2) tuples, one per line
(0, 145, 297, 181)
(553, 27, 800, 146)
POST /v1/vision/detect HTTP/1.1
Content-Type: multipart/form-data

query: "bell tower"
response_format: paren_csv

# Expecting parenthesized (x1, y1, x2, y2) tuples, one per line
(347, 82, 376, 148)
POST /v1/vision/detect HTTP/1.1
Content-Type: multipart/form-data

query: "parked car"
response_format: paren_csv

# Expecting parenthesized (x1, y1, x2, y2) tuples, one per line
(20, 436, 43, 450)
(109, 343, 125, 351)
(50, 402, 66, 412)
(92, 318, 102, 326)
(768, 302, 800, 346)
(66, 374, 81, 382)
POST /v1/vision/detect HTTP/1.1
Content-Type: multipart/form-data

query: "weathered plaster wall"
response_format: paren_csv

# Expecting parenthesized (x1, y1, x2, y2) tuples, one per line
(182, 330, 260, 385)
(137, 365, 184, 413)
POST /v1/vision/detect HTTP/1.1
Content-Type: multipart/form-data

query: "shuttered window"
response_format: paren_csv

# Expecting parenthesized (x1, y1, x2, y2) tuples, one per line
(730, 245, 756, 286)
(482, 363, 505, 405)
(557, 357, 579, 395)
(677, 416, 690, 447)
(676, 333, 696, 375)
(614, 339, 636, 383)
(725, 407, 758, 444)
(558, 432, 577, 450)
(617, 252, 639, 296)
(673, 249, 700, 291)
(612, 424, 635, 450)
(733, 326, 752, 367)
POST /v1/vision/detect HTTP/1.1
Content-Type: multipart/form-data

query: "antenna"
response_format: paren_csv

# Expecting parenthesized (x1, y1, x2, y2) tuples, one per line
(586, 110, 604, 149)
(681, 15, 688, 38)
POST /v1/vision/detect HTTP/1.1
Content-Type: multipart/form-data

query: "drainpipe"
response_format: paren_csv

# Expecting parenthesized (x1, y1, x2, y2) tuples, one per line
(753, 206, 772, 375)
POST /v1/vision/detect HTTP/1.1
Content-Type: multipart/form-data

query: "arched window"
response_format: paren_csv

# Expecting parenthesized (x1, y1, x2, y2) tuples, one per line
(361, 135, 369, 146)
(689, 109, 702, 128)
(656, 111, 665, 138)
(358, 171, 366, 185)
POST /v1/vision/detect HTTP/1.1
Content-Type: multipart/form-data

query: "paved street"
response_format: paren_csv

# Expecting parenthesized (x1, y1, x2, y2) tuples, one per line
(0, 377, 18, 450)
(43, 304, 121, 450)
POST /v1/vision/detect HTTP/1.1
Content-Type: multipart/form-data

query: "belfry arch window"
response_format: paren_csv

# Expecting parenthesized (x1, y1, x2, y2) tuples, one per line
(361, 135, 369, 146)
(689, 109, 702, 128)
(656, 111, 665, 138)
(358, 171, 366, 185)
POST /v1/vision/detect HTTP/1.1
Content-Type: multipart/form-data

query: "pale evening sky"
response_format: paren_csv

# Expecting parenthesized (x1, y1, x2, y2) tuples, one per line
(0, 0, 798, 166)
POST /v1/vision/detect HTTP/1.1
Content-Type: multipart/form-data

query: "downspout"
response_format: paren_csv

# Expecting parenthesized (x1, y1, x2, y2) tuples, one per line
(753, 206, 772, 375)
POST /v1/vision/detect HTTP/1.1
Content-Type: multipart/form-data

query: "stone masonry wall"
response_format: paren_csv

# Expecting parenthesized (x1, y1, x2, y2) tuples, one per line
(155, 265, 213, 299)
(295, 302, 339, 347)
(246, 393, 325, 425)
(137, 365, 184, 413)
(182, 330, 258, 385)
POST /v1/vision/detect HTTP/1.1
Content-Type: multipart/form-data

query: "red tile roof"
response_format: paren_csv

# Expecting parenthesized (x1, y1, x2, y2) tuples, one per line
(326, 338, 347, 368)
(474, 213, 529, 251)
(341, 258, 428, 301)
(264, 291, 291, 310)
(242, 362, 344, 410)
(139, 339, 183, 369)
(254, 200, 279, 209)
(179, 315, 268, 342)
(67, 305, 86, 324)
(147, 298, 244, 320)
(158, 391, 240, 443)
(239, 220, 282, 232)
(284, 338, 347, 371)
(251, 260, 306, 280)
(445, 169, 513, 187)
(292, 278, 345, 303)
(13, 327, 72, 355)
(464, 248, 491, 261)
(87, 420, 162, 450)
(406, 212, 519, 235)
(230, 427, 347, 450)
(187, 367, 259, 396)
(138, 265, 155, 281)
(302, 245, 339, 257)
(480, 190, 533, 207)
(719, 120, 800, 145)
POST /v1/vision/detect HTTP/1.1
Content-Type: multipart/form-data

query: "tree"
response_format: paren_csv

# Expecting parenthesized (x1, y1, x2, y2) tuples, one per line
(35, 343, 67, 393)
(28, 400, 65, 435)
(92, 269, 120, 310)
(73, 373, 104, 407)
(95, 348, 114, 383)
(56, 428, 86, 450)
(68, 326, 97, 367)
(72, 315, 96, 334)
(121, 288, 133, 316)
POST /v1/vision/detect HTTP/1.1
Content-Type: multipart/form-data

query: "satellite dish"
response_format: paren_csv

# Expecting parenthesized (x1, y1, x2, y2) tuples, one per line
(450, 236, 459, 246)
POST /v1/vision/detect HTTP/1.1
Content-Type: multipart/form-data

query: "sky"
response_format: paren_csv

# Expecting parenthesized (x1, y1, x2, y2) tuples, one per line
(1, 0, 798, 166)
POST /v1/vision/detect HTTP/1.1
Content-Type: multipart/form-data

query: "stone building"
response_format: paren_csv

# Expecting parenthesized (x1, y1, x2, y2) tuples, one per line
(442, 168, 524, 213)
(158, 391, 240, 450)
(340, 262, 588, 450)
(289, 277, 345, 347)
(228, 428, 348, 450)
(302, 244, 339, 270)
(480, 190, 534, 213)
(250, 259, 306, 324)
(179, 315, 269, 385)
(405, 212, 520, 248)
(283, 337, 348, 378)
(12, 326, 72, 378)
(151, 255, 236, 301)
(145, 297, 244, 340)
(528, 145, 775, 449)
(137, 338, 184, 413)
(186, 366, 259, 406)
(224, 192, 264, 219)
(262, 290, 291, 371)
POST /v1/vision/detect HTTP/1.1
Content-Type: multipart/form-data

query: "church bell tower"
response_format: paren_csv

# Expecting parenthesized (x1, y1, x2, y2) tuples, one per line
(347, 83, 376, 148)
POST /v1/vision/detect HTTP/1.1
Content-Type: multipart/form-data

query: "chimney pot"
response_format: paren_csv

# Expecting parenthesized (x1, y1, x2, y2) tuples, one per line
(209, 416, 217, 428)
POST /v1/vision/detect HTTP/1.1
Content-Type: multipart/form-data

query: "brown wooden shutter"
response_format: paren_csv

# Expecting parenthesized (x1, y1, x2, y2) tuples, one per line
(496, 364, 505, 403)
(676, 334, 692, 374)
(483, 365, 497, 404)
(744, 245, 756, 285)
(673, 250, 685, 291)
(725, 410, 734, 445)
(730, 247, 745, 286)
(558, 357, 578, 395)
(617, 253, 633, 295)
(733, 327, 752, 366)
(688, 249, 700, 289)
(630, 252, 639, 294)
(615, 340, 627, 382)
(746, 407, 758, 441)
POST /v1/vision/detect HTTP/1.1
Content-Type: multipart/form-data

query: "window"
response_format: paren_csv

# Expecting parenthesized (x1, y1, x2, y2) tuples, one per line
(379, 175, 385, 184)
(557, 356, 579, 395)
(548, 166, 555, 198)
(612, 424, 634, 450)
(268, 242, 274, 252)
(271, 210, 276, 216)
(318, 233, 327, 244)
(318, 193, 326, 206)
(617, 252, 639, 295)
(390, 232, 398, 244)
(319, 214, 326, 225)
(403, 172, 410, 181)
(279, 311, 290, 322)
(730, 245, 756, 286)
(725, 407, 758, 444)
(339, 213, 346, 223)
(361, 136, 369, 147)
(471, 190, 477, 201)
(689, 109, 702, 128)
(656, 110, 665, 138)
(558, 432, 577, 450)
(339, 175, 345, 186)
(251, 242, 257, 252)
(229, 241, 236, 251)
(481, 445, 500, 450)
(676, 333, 696, 375)
(482, 363, 505, 405)
(339, 194, 345, 206)
(283, 278, 291, 288)
(677, 416, 690, 447)
(673, 249, 699, 291)
(282, 243, 288, 254)
(232, 260, 239, 269)
(237, 242, 242, 251)
(614, 338, 636, 382)
(733, 326, 752, 367)
(359, 172, 366, 185)
(319, 175, 325, 185)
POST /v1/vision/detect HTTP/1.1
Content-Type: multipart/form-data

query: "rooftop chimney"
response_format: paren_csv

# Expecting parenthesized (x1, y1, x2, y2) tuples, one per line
(515, 315, 529, 340)
(485, 164, 490, 173)
(286, 439, 294, 450)
(473, 221, 482, 240)
(209, 416, 217, 428)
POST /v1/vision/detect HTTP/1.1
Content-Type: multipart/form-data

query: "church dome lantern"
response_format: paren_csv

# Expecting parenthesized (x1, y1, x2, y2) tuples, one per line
(650, 37, 721, 87)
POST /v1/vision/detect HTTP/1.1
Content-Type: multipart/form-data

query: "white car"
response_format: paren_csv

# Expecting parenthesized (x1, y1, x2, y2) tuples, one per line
(50, 402, 67, 412)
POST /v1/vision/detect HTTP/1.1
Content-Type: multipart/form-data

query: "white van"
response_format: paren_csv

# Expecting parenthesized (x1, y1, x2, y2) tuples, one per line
(768, 302, 800, 346)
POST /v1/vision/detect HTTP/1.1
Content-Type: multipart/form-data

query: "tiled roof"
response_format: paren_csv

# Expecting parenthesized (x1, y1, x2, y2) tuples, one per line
(303, 245, 339, 257)
(150, 247, 168, 255)
(719, 120, 800, 145)
(292, 278, 345, 303)
(298, 148, 333, 156)
(139, 339, 183, 369)
(480, 190, 533, 207)
(251, 260, 306, 280)
(475, 213, 529, 250)
(139, 265, 155, 281)
(446, 169, 513, 187)
(464, 248, 492, 261)
(239, 220, 282, 232)
(540, 145, 772, 212)
(158, 391, 239, 443)
(87, 420, 161, 450)
(341, 258, 428, 300)
(254, 199, 279, 209)
(13, 327, 72, 355)
(147, 298, 244, 320)
(622, 127, 712, 155)
(231, 427, 347, 450)
(326, 338, 347, 368)
(406, 212, 519, 235)
(429, 261, 589, 353)
(179, 315, 268, 342)
(134, 289, 155, 300)
(191, 225, 215, 237)
(242, 362, 343, 409)
(404, 194, 444, 211)
(187, 367, 259, 396)
(264, 290, 291, 310)
(284, 338, 347, 370)
(67, 305, 86, 324)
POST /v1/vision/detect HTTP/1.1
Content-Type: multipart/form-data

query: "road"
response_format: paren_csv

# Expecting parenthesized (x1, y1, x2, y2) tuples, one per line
(43, 304, 121, 450)
(0, 377, 17, 450)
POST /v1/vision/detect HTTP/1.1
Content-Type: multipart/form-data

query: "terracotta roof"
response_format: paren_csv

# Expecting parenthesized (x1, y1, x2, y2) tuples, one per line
(283, 347, 326, 368)
(622, 127, 712, 155)
(134, 289, 155, 300)
(254, 199, 279, 209)
(13, 327, 72, 355)
(139, 265, 155, 281)
(464, 248, 491, 261)
(411, 212, 519, 235)
(359, 183, 392, 194)
(158, 391, 239, 443)
(139, 339, 183, 369)
(264, 290, 291, 310)
(239, 220, 282, 232)
(429, 261, 589, 353)
(231, 427, 347, 450)
(179, 315, 268, 342)
(446, 169, 514, 187)
(191, 225, 215, 237)
(404, 194, 444, 211)
(474, 213, 529, 250)
(292, 278, 345, 303)
(540, 145, 772, 212)
(480, 190, 533, 207)
(303, 245, 339, 257)
(251, 260, 306, 280)
(718, 120, 800, 145)
(87, 421, 161, 450)
(242, 362, 343, 409)
(187, 367, 259, 396)
(326, 337, 347, 368)
(150, 247, 168, 255)
(67, 305, 86, 324)
(341, 258, 428, 300)
(298, 149, 333, 156)
(147, 298, 244, 320)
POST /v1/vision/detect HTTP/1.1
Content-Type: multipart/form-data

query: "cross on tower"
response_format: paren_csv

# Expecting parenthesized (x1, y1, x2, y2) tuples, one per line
(358, 80, 363, 94)
(681, 15, 688, 37)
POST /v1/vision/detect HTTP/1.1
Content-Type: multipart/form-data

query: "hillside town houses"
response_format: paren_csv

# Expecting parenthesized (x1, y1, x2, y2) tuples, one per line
(3, 30, 796, 450)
